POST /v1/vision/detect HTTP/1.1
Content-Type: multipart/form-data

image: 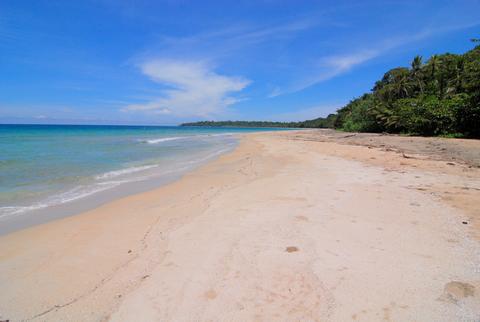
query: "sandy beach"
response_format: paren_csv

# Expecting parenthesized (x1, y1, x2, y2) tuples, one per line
(1, 130, 479, 321)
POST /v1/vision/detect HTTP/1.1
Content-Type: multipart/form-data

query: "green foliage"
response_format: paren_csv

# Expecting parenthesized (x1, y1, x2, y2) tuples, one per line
(392, 96, 457, 135)
(297, 114, 337, 128)
(335, 43, 480, 137)
(335, 94, 380, 132)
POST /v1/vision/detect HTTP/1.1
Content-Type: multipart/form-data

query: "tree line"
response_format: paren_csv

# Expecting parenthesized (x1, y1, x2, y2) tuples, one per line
(182, 42, 479, 137)
(181, 120, 301, 128)
(333, 42, 479, 137)
(180, 118, 337, 128)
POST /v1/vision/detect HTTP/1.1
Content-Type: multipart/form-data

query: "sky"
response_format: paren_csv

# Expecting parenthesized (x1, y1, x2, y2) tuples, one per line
(0, 0, 479, 125)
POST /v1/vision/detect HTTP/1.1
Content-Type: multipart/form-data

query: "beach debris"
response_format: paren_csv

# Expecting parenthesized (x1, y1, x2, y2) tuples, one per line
(462, 221, 468, 225)
(142, 274, 150, 280)
(285, 246, 299, 253)
(295, 215, 309, 222)
(204, 289, 217, 300)
(127, 249, 132, 253)
(416, 187, 428, 191)
(446, 162, 455, 165)
(439, 281, 475, 303)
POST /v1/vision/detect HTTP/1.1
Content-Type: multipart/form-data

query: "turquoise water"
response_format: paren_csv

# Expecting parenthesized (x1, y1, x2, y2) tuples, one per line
(0, 124, 284, 220)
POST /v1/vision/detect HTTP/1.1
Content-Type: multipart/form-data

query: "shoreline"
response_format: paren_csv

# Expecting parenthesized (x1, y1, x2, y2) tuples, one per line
(0, 134, 241, 236)
(1, 130, 479, 321)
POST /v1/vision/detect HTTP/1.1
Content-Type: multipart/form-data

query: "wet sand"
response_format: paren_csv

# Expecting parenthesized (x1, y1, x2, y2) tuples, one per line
(0, 130, 479, 321)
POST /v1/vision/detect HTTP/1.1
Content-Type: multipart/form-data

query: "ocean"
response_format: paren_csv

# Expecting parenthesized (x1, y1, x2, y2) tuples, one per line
(0, 124, 286, 233)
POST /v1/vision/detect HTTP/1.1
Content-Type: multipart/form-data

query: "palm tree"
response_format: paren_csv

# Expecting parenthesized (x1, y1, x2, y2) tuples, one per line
(429, 55, 439, 79)
(411, 55, 424, 93)
(454, 56, 465, 93)
(442, 56, 465, 95)
(411, 55, 423, 71)
(426, 54, 440, 95)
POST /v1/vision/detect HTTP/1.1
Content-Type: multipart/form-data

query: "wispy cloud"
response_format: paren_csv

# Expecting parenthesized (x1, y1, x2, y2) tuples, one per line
(124, 59, 250, 118)
(164, 19, 315, 47)
(270, 20, 480, 97)
(125, 18, 318, 118)
(138, 17, 318, 63)
(270, 50, 379, 97)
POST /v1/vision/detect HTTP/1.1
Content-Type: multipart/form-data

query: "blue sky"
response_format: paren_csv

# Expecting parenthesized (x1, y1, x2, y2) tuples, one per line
(0, 0, 479, 125)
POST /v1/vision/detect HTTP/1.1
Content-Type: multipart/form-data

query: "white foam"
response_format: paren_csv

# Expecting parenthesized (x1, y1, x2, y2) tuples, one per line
(143, 136, 184, 144)
(0, 183, 115, 219)
(142, 133, 236, 144)
(0, 138, 238, 221)
(0, 177, 150, 220)
(95, 165, 158, 180)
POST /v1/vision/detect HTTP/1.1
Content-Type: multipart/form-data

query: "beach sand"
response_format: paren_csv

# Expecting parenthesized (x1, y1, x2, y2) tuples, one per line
(1, 130, 479, 321)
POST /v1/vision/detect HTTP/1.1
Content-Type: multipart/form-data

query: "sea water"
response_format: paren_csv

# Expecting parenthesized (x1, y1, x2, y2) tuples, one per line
(0, 124, 285, 233)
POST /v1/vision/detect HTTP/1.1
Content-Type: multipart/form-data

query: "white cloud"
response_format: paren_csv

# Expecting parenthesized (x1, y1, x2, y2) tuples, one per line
(125, 60, 250, 117)
(270, 50, 379, 97)
(322, 50, 379, 72)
